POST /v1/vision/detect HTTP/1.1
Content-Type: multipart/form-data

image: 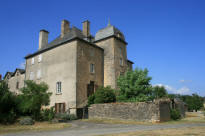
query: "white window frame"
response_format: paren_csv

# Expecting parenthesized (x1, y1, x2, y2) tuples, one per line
(31, 58, 35, 65)
(90, 63, 95, 73)
(38, 55, 42, 63)
(56, 82, 62, 94)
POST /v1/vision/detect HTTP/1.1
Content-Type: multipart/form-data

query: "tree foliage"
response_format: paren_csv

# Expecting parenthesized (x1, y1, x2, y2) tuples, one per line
(152, 86, 168, 99)
(0, 81, 18, 124)
(116, 68, 153, 102)
(180, 94, 203, 112)
(88, 86, 116, 106)
(18, 80, 51, 120)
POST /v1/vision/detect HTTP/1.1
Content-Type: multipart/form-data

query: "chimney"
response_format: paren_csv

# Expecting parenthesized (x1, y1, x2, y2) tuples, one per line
(61, 20, 70, 38)
(0, 74, 2, 80)
(82, 20, 90, 37)
(39, 30, 49, 50)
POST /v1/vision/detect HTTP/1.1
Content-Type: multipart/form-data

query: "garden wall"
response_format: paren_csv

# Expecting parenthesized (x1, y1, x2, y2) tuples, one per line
(88, 99, 171, 122)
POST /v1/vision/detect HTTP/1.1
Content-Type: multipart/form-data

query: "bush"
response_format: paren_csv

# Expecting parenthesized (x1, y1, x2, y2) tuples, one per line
(0, 81, 18, 124)
(18, 80, 51, 121)
(55, 113, 77, 122)
(88, 86, 116, 106)
(41, 107, 55, 121)
(19, 117, 34, 125)
(170, 109, 181, 120)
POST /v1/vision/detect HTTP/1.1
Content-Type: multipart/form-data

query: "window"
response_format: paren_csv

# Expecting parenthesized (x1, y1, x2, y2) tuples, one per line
(31, 58, 35, 65)
(16, 82, 19, 89)
(37, 69, 41, 79)
(38, 55, 42, 63)
(119, 48, 122, 55)
(90, 63, 95, 73)
(56, 82, 62, 94)
(55, 103, 65, 113)
(120, 58, 123, 66)
(29, 72, 34, 80)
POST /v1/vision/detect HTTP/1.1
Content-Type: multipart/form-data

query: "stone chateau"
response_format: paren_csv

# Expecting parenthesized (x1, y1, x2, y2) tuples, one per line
(4, 19, 133, 116)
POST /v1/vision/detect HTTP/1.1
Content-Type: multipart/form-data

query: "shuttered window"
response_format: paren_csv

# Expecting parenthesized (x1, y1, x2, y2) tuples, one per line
(55, 103, 65, 113)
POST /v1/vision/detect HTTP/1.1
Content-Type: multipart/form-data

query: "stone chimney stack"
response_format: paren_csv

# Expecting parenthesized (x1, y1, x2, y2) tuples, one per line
(39, 30, 49, 50)
(61, 20, 70, 38)
(82, 20, 90, 37)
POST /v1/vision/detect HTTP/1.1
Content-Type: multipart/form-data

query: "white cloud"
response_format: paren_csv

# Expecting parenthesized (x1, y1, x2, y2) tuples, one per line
(19, 62, 25, 69)
(154, 84, 191, 95)
(179, 79, 192, 83)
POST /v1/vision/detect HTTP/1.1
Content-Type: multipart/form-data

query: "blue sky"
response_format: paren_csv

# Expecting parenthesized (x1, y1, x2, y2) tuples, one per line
(0, 0, 204, 96)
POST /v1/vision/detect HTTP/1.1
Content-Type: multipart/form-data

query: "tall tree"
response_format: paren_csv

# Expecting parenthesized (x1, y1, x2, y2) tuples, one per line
(117, 68, 152, 102)
(19, 80, 51, 120)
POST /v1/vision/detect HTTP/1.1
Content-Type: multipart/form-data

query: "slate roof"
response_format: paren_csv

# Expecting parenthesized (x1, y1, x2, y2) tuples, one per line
(4, 69, 25, 79)
(13, 68, 25, 75)
(95, 25, 125, 42)
(25, 26, 102, 59)
(4, 72, 14, 79)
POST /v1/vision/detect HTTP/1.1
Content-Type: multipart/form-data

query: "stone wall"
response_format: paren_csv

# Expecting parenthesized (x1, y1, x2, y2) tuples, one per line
(89, 100, 170, 122)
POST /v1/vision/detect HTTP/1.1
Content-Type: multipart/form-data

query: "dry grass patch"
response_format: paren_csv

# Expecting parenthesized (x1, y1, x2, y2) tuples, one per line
(0, 122, 71, 134)
(97, 126, 205, 136)
(82, 118, 154, 125)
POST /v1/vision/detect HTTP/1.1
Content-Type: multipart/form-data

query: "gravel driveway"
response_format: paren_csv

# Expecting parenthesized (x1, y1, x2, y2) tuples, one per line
(2, 120, 205, 136)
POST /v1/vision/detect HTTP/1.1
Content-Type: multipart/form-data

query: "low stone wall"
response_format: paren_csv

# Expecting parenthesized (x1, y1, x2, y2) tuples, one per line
(88, 99, 170, 122)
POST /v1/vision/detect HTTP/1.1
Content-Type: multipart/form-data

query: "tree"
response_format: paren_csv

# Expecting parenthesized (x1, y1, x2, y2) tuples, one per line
(18, 80, 51, 120)
(116, 68, 152, 102)
(152, 86, 168, 99)
(171, 94, 204, 112)
(0, 81, 18, 124)
(88, 86, 116, 106)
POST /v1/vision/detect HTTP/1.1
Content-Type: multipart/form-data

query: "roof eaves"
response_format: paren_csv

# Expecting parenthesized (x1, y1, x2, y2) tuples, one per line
(94, 35, 127, 45)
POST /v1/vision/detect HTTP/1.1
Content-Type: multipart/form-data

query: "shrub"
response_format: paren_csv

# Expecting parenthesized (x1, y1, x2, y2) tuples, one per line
(170, 109, 181, 120)
(41, 107, 55, 121)
(0, 81, 18, 124)
(55, 113, 77, 122)
(19, 117, 34, 125)
(18, 80, 51, 121)
(69, 114, 77, 120)
(88, 86, 116, 106)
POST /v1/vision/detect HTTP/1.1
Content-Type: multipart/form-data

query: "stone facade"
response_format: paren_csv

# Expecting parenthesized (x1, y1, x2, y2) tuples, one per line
(4, 19, 133, 116)
(4, 69, 25, 94)
(89, 100, 171, 122)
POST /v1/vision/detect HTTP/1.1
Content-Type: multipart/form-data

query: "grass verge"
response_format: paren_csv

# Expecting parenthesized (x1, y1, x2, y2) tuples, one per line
(0, 122, 71, 135)
(97, 126, 205, 136)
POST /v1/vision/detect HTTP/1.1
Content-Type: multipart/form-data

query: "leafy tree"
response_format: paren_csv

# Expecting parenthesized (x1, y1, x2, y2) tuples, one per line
(152, 86, 168, 99)
(116, 68, 152, 102)
(18, 80, 51, 120)
(169, 93, 204, 112)
(0, 81, 18, 124)
(88, 86, 116, 106)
